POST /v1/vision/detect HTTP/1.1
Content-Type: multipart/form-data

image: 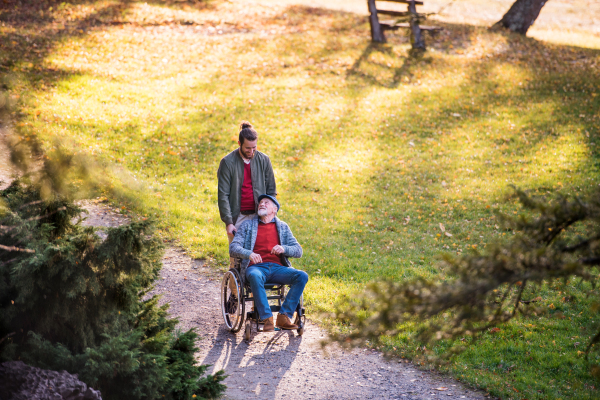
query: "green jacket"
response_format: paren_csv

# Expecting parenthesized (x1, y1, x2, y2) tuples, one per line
(217, 149, 276, 226)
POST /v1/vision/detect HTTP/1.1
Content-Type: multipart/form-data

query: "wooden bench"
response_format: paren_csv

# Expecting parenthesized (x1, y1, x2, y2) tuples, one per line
(367, 0, 441, 48)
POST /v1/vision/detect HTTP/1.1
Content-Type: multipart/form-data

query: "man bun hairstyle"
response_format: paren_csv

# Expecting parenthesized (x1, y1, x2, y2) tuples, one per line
(239, 121, 258, 145)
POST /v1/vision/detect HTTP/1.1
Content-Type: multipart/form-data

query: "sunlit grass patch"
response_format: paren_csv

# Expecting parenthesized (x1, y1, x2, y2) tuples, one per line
(3, 1, 600, 398)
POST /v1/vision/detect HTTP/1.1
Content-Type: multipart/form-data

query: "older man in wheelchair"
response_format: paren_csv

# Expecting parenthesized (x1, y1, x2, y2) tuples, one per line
(222, 194, 308, 337)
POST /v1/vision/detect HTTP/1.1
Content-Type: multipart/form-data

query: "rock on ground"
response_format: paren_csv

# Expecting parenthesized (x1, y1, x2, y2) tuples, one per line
(0, 361, 102, 400)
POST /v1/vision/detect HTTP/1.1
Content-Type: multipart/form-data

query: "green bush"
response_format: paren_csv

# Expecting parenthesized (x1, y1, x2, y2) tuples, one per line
(0, 181, 226, 399)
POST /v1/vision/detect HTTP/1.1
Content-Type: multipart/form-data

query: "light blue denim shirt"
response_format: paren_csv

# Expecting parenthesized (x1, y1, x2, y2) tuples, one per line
(229, 215, 303, 273)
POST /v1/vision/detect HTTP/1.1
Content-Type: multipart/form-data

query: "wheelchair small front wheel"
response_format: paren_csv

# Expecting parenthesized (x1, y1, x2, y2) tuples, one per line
(244, 324, 251, 340)
(297, 327, 304, 336)
(221, 269, 245, 333)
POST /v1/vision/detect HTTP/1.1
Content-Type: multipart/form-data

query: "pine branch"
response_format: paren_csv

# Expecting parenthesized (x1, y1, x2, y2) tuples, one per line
(585, 328, 600, 359)
(562, 235, 600, 253)
(0, 244, 35, 253)
(581, 257, 600, 266)
(18, 200, 45, 209)
(330, 187, 600, 365)
(0, 332, 15, 344)
(0, 206, 67, 230)
(0, 257, 19, 266)
(511, 280, 527, 318)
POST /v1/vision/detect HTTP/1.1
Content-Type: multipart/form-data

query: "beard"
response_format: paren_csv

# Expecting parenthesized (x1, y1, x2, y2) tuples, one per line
(241, 149, 254, 159)
(257, 208, 268, 217)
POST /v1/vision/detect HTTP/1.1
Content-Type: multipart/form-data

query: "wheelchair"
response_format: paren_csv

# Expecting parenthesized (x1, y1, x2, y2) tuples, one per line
(220, 258, 306, 340)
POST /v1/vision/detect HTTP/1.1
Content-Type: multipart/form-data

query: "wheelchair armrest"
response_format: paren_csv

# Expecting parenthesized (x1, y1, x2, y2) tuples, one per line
(232, 257, 242, 268)
(232, 258, 246, 286)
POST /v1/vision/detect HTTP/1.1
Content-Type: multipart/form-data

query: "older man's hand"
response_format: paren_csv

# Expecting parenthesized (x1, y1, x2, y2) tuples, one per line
(250, 252, 263, 264)
(271, 245, 285, 255)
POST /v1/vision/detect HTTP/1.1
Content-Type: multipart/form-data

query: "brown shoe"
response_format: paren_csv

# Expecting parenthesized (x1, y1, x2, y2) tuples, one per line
(262, 317, 274, 332)
(276, 314, 298, 330)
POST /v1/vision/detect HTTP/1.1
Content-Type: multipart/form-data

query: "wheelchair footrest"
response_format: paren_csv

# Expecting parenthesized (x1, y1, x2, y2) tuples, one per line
(259, 327, 281, 332)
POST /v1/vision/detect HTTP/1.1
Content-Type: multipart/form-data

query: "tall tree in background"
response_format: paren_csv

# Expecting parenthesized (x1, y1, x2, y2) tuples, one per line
(492, 0, 549, 34)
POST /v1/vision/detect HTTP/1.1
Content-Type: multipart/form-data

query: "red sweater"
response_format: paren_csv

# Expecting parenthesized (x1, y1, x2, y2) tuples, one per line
(250, 222, 282, 266)
(240, 162, 255, 212)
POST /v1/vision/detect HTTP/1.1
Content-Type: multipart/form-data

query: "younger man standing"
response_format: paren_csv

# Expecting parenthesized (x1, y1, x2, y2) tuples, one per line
(217, 121, 277, 244)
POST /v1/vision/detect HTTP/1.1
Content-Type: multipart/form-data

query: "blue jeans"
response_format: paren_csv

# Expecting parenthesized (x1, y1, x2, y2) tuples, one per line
(245, 262, 309, 320)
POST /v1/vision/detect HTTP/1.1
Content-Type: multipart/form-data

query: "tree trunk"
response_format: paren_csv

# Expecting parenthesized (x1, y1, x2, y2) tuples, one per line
(492, 0, 548, 35)
(408, 0, 425, 49)
(367, 0, 386, 43)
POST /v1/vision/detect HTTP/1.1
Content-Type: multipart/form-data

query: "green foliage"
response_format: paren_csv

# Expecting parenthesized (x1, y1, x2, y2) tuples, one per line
(0, 181, 226, 399)
(166, 330, 227, 400)
(331, 188, 600, 370)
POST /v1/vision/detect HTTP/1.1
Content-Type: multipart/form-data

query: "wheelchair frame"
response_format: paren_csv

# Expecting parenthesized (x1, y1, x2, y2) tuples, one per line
(220, 258, 306, 340)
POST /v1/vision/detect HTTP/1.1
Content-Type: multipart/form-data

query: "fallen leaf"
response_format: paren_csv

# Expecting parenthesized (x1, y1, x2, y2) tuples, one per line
(435, 387, 448, 391)
(439, 223, 445, 232)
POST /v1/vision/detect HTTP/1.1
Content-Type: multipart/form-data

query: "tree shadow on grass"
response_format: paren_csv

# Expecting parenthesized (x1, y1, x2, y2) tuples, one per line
(347, 41, 439, 89)
(0, 1, 129, 95)
(0, 0, 219, 96)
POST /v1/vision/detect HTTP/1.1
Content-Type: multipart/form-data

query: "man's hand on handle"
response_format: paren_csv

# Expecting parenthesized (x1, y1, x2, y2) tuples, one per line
(271, 245, 284, 255)
(226, 224, 237, 236)
(250, 252, 263, 265)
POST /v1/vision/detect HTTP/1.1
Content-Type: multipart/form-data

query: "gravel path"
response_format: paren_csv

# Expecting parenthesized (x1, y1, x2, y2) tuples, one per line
(79, 200, 489, 400)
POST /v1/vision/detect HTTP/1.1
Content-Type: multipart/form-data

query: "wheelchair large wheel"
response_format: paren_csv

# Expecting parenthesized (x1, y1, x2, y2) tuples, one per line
(295, 294, 305, 336)
(221, 269, 245, 333)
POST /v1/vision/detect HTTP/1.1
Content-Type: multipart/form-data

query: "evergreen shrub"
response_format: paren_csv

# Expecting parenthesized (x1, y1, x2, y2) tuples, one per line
(0, 181, 226, 399)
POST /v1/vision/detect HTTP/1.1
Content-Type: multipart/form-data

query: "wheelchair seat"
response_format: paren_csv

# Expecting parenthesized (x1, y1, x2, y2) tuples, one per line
(263, 283, 283, 290)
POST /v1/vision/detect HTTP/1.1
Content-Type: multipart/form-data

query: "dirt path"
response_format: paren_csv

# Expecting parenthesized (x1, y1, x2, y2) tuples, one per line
(78, 200, 489, 400)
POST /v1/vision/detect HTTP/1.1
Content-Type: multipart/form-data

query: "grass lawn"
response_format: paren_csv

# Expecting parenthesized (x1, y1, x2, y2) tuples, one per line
(2, 0, 600, 398)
